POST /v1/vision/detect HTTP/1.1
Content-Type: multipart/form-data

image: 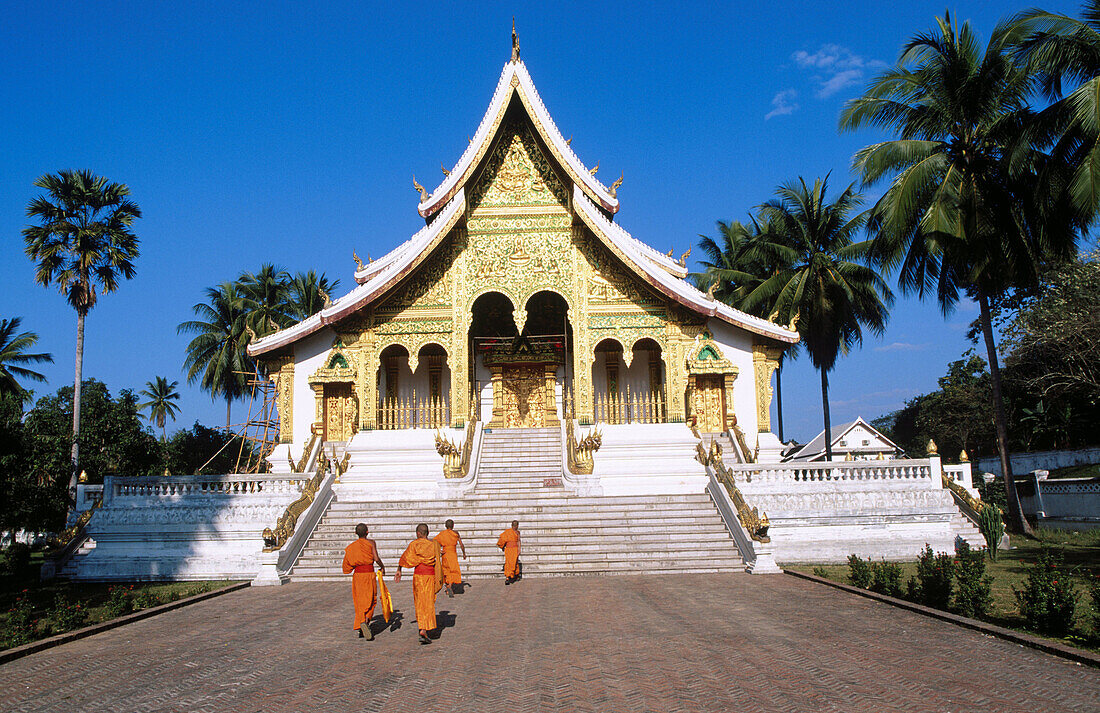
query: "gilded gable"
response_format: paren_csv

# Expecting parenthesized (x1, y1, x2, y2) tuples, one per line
(470, 121, 569, 209)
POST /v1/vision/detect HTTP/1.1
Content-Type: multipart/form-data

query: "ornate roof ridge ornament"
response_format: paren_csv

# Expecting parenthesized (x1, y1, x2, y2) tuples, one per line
(589, 162, 599, 176)
(610, 172, 623, 198)
(678, 246, 691, 267)
(441, 163, 451, 177)
(511, 18, 521, 62)
(353, 251, 363, 270)
(413, 176, 428, 202)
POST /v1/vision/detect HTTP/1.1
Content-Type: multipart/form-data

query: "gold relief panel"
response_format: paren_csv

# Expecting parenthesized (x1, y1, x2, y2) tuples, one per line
(752, 341, 783, 433)
(470, 122, 569, 209)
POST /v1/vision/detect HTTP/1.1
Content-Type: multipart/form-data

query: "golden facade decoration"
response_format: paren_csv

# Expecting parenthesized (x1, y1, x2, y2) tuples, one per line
(501, 364, 546, 428)
(470, 122, 568, 209)
(752, 342, 783, 433)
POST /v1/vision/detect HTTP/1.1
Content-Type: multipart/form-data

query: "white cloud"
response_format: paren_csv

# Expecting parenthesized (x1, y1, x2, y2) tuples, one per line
(790, 44, 885, 100)
(765, 89, 799, 120)
(873, 342, 926, 353)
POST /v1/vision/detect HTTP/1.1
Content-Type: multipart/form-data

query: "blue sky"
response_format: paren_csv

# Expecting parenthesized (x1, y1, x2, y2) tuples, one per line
(0, 0, 1084, 442)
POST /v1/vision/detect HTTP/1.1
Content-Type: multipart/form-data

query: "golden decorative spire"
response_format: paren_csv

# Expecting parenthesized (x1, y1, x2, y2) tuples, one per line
(959, 448, 970, 462)
(413, 175, 427, 202)
(927, 438, 938, 455)
(666, 247, 674, 258)
(589, 162, 599, 176)
(610, 172, 624, 197)
(706, 278, 719, 299)
(319, 288, 333, 308)
(511, 18, 521, 62)
(353, 251, 363, 270)
(678, 246, 691, 267)
(441, 163, 451, 177)
(566, 135, 572, 146)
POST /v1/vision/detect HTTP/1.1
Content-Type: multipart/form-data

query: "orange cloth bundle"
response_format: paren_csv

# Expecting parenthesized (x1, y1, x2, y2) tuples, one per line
(376, 571, 393, 623)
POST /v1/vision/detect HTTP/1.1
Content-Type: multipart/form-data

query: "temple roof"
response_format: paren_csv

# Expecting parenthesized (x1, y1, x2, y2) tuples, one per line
(418, 59, 620, 219)
(572, 187, 798, 344)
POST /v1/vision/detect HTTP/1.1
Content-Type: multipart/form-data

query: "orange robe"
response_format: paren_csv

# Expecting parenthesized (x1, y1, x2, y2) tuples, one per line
(433, 529, 462, 585)
(497, 529, 520, 579)
(341, 538, 378, 630)
(398, 538, 440, 631)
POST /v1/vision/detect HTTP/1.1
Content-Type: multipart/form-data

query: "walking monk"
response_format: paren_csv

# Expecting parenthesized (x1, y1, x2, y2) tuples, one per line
(433, 519, 467, 597)
(396, 523, 443, 645)
(497, 520, 521, 585)
(341, 523, 385, 640)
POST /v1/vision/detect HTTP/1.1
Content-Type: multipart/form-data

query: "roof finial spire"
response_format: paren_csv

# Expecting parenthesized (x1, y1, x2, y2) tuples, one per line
(511, 18, 521, 62)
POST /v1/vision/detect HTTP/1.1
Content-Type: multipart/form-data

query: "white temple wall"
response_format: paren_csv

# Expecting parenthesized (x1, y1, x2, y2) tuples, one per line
(705, 319, 761, 436)
(291, 327, 335, 449)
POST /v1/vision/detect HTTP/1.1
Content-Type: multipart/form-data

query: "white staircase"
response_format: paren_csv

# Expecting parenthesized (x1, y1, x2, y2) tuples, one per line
(290, 427, 744, 580)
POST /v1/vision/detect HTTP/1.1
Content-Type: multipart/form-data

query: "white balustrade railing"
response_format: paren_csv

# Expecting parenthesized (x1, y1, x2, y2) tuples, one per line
(106, 474, 308, 500)
(725, 458, 934, 486)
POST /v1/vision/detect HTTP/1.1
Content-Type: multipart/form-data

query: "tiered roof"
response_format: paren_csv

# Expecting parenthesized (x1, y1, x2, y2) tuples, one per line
(249, 56, 798, 357)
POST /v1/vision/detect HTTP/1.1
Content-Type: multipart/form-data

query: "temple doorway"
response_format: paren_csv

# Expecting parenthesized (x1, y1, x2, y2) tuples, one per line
(691, 374, 726, 433)
(322, 382, 357, 442)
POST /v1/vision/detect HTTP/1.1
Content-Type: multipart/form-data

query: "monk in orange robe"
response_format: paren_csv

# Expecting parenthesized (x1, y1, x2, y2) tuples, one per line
(341, 523, 385, 640)
(433, 519, 467, 597)
(497, 520, 521, 584)
(396, 523, 442, 644)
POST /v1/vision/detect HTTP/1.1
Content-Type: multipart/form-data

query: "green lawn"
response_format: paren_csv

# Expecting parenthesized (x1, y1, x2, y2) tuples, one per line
(789, 528, 1100, 652)
(1047, 463, 1100, 479)
(1, 554, 240, 651)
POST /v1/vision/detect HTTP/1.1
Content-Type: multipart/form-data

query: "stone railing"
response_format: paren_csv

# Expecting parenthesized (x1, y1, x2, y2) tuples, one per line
(106, 473, 307, 500)
(724, 459, 934, 486)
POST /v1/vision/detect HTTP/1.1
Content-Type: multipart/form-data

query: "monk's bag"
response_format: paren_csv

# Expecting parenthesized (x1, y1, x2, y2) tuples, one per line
(376, 571, 393, 623)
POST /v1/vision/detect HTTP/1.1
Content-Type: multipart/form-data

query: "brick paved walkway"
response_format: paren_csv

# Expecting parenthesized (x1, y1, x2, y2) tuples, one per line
(2, 574, 1097, 712)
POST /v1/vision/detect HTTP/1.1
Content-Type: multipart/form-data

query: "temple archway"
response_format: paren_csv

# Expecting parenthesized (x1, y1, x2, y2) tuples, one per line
(592, 337, 667, 424)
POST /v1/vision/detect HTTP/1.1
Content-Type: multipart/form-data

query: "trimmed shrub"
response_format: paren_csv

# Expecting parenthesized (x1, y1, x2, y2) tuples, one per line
(2, 596, 38, 647)
(47, 592, 88, 634)
(1089, 576, 1100, 638)
(869, 560, 903, 598)
(847, 555, 872, 589)
(1014, 547, 1077, 637)
(953, 541, 993, 619)
(977, 504, 1005, 561)
(132, 590, 163, 610)
(911, 544, 955, 609)
(104, 586, 134, 618)
(811, 566, 830, 579)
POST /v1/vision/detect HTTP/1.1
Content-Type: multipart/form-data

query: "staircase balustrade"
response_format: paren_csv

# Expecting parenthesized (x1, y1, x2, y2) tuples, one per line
(723, 459, 934, 485)
(376, 395, 451, 430)
(108, 473, 308, 499)
(593, 386, 667, 425)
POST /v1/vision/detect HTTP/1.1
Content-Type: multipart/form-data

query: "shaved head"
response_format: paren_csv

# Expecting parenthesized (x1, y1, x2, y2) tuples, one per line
(416, 523, 429, 537)
(511, 520, 519, 529)
(355, 523, 368, 538)
(445, 519, 454, 529)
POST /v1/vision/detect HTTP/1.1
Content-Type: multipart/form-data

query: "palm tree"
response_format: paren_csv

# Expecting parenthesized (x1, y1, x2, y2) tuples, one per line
(1012, 1, 1100, 218)
(139, 376, 182, 441)
(22, 170, 141, 504)
(0, 317, 54, 402)
(178, 282, 253, 429)
(238, 264, 292, 337)
(744, 176, 893, 461)
(839, 12, 1082, 533)
(287, 270, 340, 321)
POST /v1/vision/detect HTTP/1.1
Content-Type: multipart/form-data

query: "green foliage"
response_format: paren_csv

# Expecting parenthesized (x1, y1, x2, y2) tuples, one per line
(0, 317, 53, 403)
(0, 543, 32, 578)
(138, 376, 181, 440)
(1089, 576, 1100, 637)
(953, 541, 993, 619)
(811, 566, 830, 579)
(2, 596, 38, 647)
(132, 589, 163, 610)
(910, 545, 955, 610)
(978, 504, 1006, 560)
(46, 592, 88, 634)
(1014, 547, 1078, 636)
(847, 554, 872, 589)
(104, 586, 134, 618)
(869, 560, 903, 598)
(164, 422, 255, 475)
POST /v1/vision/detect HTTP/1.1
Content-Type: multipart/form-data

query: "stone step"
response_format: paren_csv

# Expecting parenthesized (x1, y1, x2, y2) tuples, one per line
(326, 494, 716, 509)
(290, 560, 742, 580)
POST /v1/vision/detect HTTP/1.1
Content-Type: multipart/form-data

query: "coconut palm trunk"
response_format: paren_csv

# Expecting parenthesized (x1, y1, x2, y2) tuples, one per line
(820, 367, 833, 462)
(978, 292, 1032, 535)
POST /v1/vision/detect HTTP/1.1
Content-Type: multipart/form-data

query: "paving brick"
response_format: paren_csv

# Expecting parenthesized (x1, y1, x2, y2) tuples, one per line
(1, 574, 1097, 712)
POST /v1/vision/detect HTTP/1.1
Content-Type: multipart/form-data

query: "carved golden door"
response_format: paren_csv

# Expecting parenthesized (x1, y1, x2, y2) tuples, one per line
(692, 375, 726, 433)
(322, 383, 357, 442)
(502, 364, 545, 428)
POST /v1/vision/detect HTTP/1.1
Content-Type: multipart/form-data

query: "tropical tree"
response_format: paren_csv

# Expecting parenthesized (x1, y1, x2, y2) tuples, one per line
(1013, 1, 1100, 218)
(139, 376, 182, 441)
(287, 270, 340, 321)
(0, 317, 54, 402)
(178, 282, 253, 428)
(743, 177, 893, 460)
(22, 169, 141, 505)
(839, 13, 1083, 533)
(238, 264, 292, 337)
